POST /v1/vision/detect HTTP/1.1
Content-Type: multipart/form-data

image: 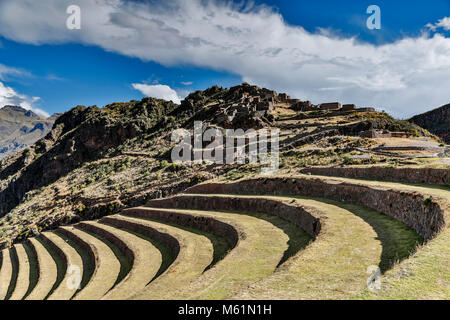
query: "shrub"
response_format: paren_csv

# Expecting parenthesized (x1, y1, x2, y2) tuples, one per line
(408, 129, 420, 137)
(342, 154, 352, 165)
(160, 160, 169, 169)
(423, 197, 432, 206)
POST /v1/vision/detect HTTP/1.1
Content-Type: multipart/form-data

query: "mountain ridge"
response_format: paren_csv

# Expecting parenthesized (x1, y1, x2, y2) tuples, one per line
(0, 105, 56, 159)
(409, 104, 450, 144)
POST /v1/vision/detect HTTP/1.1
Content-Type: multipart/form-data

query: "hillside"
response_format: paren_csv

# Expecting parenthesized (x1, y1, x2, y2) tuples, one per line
(410, 104, 450, 144)
(0, 83, 443, 246)
(0, 83, 448, 300)
(0, 106, 56, 159)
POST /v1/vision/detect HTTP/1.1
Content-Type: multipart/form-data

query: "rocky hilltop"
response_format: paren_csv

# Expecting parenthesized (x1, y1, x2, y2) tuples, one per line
(410, 104, 450, 144)
(0, 106, 56, 159)
(0, 83, 442, 248)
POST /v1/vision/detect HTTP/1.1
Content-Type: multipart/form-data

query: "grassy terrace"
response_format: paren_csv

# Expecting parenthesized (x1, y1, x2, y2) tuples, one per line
(0, 174, 446, 300)
(129, 207, 290, 300)
(172, 194, 421, 299)
(292, 175, 450, 299)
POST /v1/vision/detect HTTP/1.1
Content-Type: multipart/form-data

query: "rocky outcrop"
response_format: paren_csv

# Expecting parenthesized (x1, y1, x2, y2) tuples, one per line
(300, 167, 450, 186)
(0, 98, 178, 217)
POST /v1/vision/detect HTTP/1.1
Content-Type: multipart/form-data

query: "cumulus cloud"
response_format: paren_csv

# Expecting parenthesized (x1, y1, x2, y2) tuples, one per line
(1, 0, 450, 117)
(0, 81, 48, 117)
(0, 64, 48, 116)
(132, 83, 181, 104)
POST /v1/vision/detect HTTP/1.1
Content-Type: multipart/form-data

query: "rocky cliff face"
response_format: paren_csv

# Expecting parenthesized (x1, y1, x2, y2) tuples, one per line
(0, 105, 55, 159)
(410, 104, 450, 143)
(0, 99, 179, 217)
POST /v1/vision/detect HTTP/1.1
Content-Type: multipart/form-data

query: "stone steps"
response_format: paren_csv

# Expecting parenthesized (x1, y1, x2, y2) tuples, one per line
(232, 198, 384, 299)
(146, 193, 321, 237)
(138, 193, 394, 299)
(186, 176, 447, 240)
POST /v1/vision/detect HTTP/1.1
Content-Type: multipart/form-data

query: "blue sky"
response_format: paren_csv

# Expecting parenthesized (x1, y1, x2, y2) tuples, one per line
(259, 0, 450, 43)
(0, 0, 450, 118)
(0, 40, 240, 115)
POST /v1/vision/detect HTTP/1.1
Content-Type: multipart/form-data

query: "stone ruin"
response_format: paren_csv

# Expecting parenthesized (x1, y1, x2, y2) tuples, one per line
(209, 82, 380, 129)
(215, 83, 276, 128)
(282, 96, 372, 114)
(291, 100, 316, 112)
(319, 102, 341, 110)
(360, 129, 412, 139)
(342, 104, 356, 111)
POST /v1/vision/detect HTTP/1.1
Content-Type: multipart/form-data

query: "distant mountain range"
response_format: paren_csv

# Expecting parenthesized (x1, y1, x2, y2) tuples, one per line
(0, 105, 58, 159)
(409, 104, 450, 144)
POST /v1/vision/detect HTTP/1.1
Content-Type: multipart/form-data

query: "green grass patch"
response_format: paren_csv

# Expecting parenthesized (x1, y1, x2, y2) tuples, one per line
(316, 198, 423, 272)
(219, 210, 312, 267)
(356, 228, 449, 300)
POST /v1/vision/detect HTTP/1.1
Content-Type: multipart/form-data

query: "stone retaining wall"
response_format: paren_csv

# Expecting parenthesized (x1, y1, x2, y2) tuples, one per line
(101, 216, 181, 258)
(77, 223, 134, 264)
(39, 233, 68, 268)
(57, 228, 96, 270)
(146, 196, 321, 238)
(186, 177, 447, 240)
(122, 207, 239, 248)
(300, 167, 450, 186)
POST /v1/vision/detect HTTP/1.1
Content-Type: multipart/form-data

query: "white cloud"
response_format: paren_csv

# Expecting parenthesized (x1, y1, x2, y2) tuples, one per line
(132, 83, 181, 104)
(181, 81, 193, 86)
(427, 17, 450, 31)
(1, 0, 450, 117)
(0, 64, 49, 116)
(0, 81, 48, 117)
(0, 64, 30, 81)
